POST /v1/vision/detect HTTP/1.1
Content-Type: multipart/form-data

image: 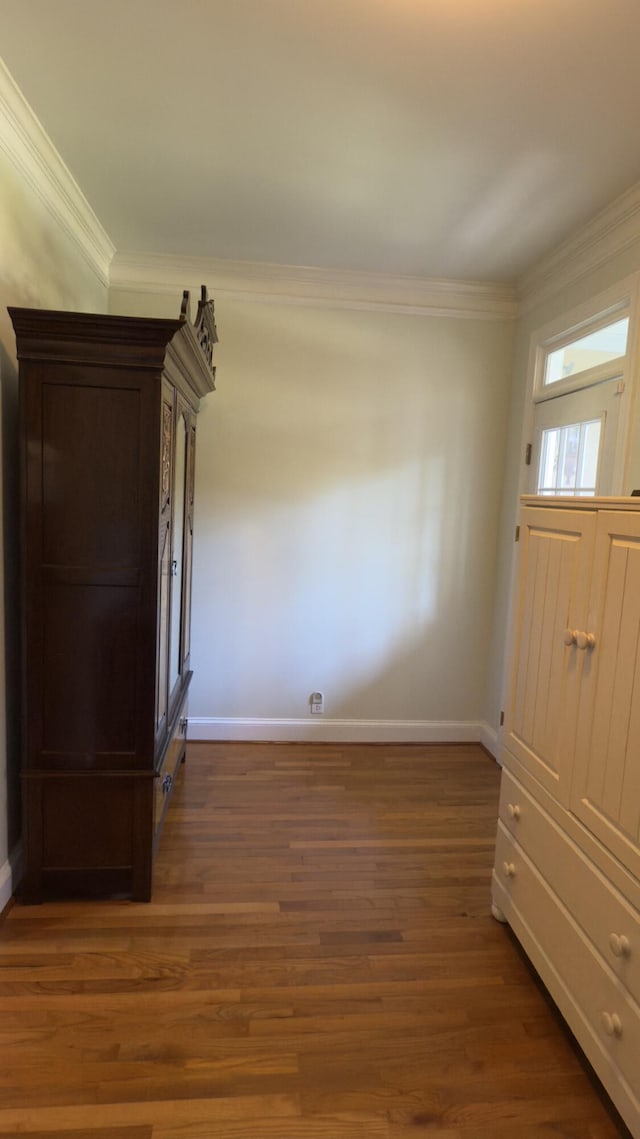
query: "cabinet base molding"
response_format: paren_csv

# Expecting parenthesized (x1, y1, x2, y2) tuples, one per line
(20, 772, 156, 904)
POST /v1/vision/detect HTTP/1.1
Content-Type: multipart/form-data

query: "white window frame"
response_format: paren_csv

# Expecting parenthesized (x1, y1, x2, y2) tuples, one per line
(534, 308, 630, 400)
(521, 274, 640, 498)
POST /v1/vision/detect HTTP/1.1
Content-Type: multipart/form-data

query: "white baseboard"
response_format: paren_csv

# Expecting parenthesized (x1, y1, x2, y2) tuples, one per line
(188, 717, 492, 744)
(480, 720, 500, 761)
(0, 843, 22, 913)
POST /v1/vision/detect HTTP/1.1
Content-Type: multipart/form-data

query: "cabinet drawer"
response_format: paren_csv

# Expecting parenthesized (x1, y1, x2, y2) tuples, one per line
(498, 769, 640, 1005)
(494, 824, 640, 1110)
(154, 697, 188, 835)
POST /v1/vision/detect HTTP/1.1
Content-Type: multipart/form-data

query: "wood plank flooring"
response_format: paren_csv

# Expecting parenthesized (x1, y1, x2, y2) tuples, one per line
(0, 742, 631, 1137)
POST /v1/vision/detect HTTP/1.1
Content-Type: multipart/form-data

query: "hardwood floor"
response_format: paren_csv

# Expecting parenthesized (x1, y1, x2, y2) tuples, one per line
(0, 742, 631, 1138)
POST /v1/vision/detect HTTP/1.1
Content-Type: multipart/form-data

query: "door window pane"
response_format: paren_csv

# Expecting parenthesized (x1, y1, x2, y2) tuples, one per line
(537, 418, 602, 496)
(544, 317, 628, 386)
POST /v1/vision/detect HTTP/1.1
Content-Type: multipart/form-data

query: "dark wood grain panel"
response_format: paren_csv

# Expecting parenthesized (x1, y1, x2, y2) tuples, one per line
(40, 776, 136, 868)
(40, 584, 139, 759)
(41, 377, 142, 568)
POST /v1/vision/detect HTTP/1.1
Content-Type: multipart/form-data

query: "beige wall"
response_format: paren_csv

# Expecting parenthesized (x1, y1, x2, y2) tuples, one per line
(0, 148, 107, 895)
(111, 286, 514, 738)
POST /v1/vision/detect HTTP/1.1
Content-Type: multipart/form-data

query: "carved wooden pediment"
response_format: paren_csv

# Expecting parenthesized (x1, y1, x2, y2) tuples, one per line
(180, 285, 217, 384)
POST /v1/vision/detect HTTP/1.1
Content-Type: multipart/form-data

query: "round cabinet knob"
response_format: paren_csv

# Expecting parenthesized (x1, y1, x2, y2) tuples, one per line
(564, 628, 577, 646)
(609, 933, 631, 958)
(576, 630, 596, 650)
(601, 1011, 623, 1037)
(507, 803, 521, 821)
(503, 861, 516, 878)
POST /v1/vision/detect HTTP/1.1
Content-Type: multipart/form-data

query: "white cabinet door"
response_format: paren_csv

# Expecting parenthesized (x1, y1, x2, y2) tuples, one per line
(504, 506, 596, 802)
(571, 511, 640, 882)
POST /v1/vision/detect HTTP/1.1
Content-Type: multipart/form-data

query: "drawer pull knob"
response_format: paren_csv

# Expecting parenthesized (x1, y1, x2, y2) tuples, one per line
(564, 628, 577, 646)
(503, 861, 516, 878)
(576, 630, 596, 650)
(609, 933, 631, 958)
(507, 803, 521, 821)
(601, 1011, 623, 1037)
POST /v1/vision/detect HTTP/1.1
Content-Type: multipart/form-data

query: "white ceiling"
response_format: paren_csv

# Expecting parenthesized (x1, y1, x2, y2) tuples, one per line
(2, 0, 640, 283)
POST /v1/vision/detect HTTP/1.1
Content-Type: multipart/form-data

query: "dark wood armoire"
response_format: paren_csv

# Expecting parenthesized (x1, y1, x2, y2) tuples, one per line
(10, 287, 217, 901)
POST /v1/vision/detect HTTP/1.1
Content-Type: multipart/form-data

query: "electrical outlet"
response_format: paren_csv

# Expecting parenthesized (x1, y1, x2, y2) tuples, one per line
(310, 691, 324, 714)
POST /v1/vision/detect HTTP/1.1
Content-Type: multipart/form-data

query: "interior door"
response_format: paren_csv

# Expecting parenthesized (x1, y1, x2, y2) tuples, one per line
(530, 377, 623, 496)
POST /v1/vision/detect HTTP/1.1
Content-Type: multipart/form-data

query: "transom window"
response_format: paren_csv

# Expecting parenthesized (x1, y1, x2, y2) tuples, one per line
(543, 316, 629, 387)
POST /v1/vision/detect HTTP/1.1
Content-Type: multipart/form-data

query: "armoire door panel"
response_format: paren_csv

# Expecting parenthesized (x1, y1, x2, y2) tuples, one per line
(155, 521, 171, 736)
(41, 379, 142, 568)
(504, 507, 596, 800)
(40, 583, 139, 759)
(156, 383, 174, 738)
(160, 394, 173, 514)
(572, 513, 640, 878)
(168, 406, 188, 707)
(181, 422, 196, 670)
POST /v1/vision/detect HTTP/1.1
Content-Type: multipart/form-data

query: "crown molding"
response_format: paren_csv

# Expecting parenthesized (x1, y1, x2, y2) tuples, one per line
(110, 251, 517, 320)
(518, 181, 640, 315)
(3, 40, 638, 319)
(0, 59, 115, 288)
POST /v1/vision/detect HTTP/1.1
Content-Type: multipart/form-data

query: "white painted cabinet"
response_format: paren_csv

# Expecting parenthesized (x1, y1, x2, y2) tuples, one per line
(571, 510, 640, 885)
(502, 504, 596, 803)
(493, 497, 640, 1139)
